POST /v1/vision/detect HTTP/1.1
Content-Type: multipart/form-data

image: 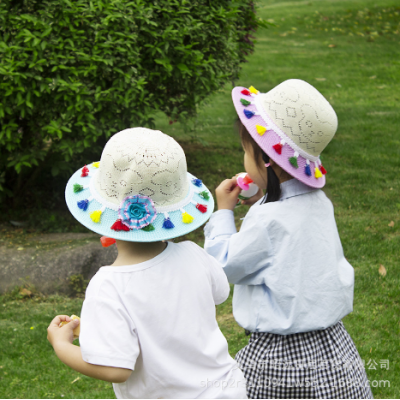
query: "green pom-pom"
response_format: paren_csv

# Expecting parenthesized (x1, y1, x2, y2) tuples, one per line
(141, 224, 155, 232)
(240, 98, 251, 106)
(73, 184, 84, 193)
(289, 157, 299, 169)
(198, 190, 210, 200)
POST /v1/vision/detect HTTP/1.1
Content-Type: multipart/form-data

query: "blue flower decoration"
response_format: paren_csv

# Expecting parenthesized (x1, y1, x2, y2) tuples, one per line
(118, 195, 157, 230)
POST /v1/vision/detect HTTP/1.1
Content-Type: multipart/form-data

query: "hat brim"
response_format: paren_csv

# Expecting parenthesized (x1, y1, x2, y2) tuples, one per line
(65, 165, 214, 242)
(232, 87, 326, 189)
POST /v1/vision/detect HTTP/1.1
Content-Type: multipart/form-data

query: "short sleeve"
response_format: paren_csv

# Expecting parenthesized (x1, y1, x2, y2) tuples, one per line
(79, 296, 140, 370)
(204, 251, 230, 305)
(184, 241, 230, 305)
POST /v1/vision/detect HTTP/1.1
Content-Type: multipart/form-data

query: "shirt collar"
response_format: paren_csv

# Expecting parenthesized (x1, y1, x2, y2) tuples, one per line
(280, 179, 317, 201)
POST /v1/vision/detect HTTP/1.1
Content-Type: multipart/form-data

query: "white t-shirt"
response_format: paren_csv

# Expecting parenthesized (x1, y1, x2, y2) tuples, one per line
(79, 241, 247, 399)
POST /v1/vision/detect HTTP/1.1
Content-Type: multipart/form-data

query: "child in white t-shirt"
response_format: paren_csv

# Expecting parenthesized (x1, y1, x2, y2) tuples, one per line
(47, 128, 247, 399)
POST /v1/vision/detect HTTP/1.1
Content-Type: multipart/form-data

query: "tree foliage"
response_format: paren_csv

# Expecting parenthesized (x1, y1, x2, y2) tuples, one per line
(0, 0, 266, 200)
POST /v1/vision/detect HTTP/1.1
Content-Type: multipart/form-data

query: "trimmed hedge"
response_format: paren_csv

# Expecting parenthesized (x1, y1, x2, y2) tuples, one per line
(0, 0, 265, 200)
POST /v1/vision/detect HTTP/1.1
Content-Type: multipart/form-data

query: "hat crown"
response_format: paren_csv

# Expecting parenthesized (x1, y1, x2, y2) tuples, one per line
(258, 79, 337, 157)
(94, 128, 188, 206)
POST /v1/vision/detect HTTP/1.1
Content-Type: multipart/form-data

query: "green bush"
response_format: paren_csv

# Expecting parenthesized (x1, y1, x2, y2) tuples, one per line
(0, 0, 266, 202)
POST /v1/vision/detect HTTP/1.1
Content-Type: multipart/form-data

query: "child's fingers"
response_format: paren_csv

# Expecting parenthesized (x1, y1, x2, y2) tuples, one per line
(216, 178, 242, 210)
(49, 315, 71, 328)
(47, 315, 79, 346)
(217, 178, 238, 192)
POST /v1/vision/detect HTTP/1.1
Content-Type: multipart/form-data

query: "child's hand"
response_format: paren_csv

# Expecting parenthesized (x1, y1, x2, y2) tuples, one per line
(215, 178, 242, 211)
(240, 187, 264, 206)
(47, 315, 80, 347)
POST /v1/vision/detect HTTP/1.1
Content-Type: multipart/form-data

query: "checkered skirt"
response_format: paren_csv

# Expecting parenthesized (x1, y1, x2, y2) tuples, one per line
(235, 321, 373, 399)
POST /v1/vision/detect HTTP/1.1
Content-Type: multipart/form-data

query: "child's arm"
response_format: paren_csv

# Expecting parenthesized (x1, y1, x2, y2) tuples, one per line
(205, 178, 273, 284)
(47, 315, 132, 383)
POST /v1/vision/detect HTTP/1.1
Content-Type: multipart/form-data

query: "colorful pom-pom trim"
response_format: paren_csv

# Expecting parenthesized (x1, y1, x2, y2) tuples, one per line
(256, 124, 267, 136)
(77, 199, 89, 211)
(81, 165, 89, 177)
(289, 151, 299, 169)
(305, 160, 312, 177)
(318, 160, 327, 175)
(73, 184, 84, 193)
(192, 178, 202, 187)
(92, 162, 100, 168)
(314, 161, 323, 179)
(243, 109, 255, 119)
(249, 86, 259, 95)
(181, 209, 194, 224)
(141, 224, 155, 232)
(163, 213, 175, 229)
(241, 89, 251, 96)
(191, 200, 207, 213)
(198, 190, 210, 200)
(90, 206, 106, 223)
(273, 140, 285, 155)
(240, 98, 251, 106)
(111, 219, 130, 231)
(196, 204, 207, 213)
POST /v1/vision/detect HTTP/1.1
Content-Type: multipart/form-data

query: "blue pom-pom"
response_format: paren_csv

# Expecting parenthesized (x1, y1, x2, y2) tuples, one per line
(243, 109, 255, 119)
(77, 199, 89, 211)
(162, 218, 175, 229)
(305, 164, 312, 177)
(192, 178, 202, 187)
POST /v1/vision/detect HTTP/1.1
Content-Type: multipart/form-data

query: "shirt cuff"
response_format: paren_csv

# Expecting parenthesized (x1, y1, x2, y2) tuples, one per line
(204, 209, 237, 239)
(82, 352, 135, 370)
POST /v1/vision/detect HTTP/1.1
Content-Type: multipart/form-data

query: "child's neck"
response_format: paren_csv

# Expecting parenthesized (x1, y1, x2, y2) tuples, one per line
(111, 240, 168, 266)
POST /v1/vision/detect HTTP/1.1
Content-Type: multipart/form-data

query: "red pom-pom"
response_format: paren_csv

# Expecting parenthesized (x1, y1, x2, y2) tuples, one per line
(320, 165, 327, 175)
(81, 165, 89, 177)
(111, 219, 130, 231)
(241, 89, 251, 96)
(196, 203, 207, 213)
(273, 143, 283, 155)
(100, 236, 116, 247)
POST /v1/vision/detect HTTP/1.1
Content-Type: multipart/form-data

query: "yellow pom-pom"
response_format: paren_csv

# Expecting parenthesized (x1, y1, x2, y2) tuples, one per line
(315, 167, 323, 178)
(90, 210, 103, 223)
(182, 212, 194, 224)
(92, 162, 100, 168)
(249, 85, 259, 94)
(256, 124, 267, 136)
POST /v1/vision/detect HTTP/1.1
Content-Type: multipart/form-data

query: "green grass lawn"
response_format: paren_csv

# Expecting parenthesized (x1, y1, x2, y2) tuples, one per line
(1, 0, 399, 398)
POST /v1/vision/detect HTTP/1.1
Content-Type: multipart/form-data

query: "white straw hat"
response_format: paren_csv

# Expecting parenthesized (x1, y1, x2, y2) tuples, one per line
(232, 79, 338, 188)
(65, 128, 214, 241)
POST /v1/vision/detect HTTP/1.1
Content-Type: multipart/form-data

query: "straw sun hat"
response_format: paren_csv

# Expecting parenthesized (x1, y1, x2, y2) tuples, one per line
(65, 128, 214, 242)
(232, 79, 338, 188)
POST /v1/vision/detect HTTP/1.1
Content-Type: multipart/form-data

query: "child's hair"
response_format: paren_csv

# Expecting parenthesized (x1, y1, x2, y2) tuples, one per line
(237, 120, 281, 203)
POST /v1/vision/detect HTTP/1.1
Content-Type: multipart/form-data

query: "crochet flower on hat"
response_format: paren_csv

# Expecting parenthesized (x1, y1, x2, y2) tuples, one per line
(118, 195, 157, 230)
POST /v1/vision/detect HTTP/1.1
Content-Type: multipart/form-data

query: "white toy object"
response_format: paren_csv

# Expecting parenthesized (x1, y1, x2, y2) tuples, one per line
(237, 173, 259, 200)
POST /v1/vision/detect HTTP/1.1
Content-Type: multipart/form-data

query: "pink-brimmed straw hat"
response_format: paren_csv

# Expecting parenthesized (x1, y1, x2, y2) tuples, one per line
(232, 79, 338, 188)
